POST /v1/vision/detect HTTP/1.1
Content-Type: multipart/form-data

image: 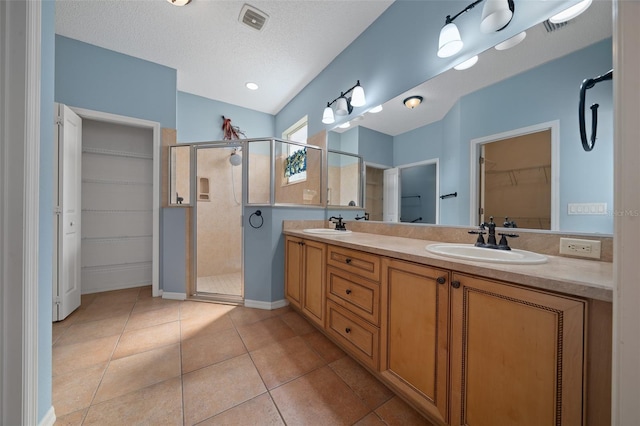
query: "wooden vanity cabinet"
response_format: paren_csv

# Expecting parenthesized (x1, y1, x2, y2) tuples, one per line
(284, 236, 326, 328)
(449, 273, 586, 426)
(380, 258, 450, 425)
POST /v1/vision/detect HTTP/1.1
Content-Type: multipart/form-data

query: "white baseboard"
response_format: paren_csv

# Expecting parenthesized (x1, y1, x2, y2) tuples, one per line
(38, 406, 56, 426)
(244, 299, 289, 310)
(162, 292, 186, 301)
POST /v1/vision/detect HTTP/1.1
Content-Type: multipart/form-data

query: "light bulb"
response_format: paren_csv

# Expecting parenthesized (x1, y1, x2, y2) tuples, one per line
(350, 83, 366, 107)
(322, 105, 335, 124)
(437, 23, 463, 58)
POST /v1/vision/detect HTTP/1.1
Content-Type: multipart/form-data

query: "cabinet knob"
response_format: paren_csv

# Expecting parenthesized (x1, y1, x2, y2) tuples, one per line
(345, 327, 351, 334)
(345, 289, 352, 295)
(436, 276, 446, 285)
(345, 258, 352, 264)
(451, 280, 461, 289)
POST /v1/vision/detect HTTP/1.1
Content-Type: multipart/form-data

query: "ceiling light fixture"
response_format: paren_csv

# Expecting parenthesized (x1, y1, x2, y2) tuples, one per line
(454, 55, 479, 70)
(321, 80, 366, 124)
(549, 0, 592, 24)
(438, 0, 514, 58)
(369, 105, 383, 114)
(339, 122, 351, 129)
(494, 31, 526, 50)
(245, 82, 259, 90)
(167, 0, 191, 6)
(403, 96, 423, 109)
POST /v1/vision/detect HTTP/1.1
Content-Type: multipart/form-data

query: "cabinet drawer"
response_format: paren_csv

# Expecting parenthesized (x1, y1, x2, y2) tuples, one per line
(327, 266, 380, 325)
(327, 245, 380, 282)
(326, 300, 379, 370)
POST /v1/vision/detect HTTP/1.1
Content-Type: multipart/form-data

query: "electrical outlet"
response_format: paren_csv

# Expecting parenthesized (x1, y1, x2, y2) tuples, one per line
(559, 238, 601, 259)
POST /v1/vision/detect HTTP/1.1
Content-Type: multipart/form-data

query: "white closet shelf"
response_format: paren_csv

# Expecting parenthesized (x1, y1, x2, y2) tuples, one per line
(83, 146, 153, 160)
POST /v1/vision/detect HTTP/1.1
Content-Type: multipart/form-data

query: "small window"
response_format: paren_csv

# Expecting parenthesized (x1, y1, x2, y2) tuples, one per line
(282, 116, 308, 183)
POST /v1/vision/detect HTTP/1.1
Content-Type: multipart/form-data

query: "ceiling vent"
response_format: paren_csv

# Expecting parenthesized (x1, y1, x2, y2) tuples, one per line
(543, 19, 569, 33)
(239, 4, 269, 31)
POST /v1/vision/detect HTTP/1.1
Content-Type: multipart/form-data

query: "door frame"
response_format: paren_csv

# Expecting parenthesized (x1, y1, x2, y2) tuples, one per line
(469, 120, 560, 230)
(70, 107, 161, 297)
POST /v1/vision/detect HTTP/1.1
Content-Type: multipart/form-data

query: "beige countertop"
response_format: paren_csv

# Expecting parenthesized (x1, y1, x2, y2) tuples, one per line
(283, 229, 613, 302)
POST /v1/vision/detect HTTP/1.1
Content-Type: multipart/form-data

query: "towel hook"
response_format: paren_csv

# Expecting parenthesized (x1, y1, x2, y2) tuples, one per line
(579, 69, 612, 151)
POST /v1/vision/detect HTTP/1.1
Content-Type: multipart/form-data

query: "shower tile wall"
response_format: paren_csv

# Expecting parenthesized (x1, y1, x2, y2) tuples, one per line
(248, 152, 271, 204)
(197, 149, 242, 278)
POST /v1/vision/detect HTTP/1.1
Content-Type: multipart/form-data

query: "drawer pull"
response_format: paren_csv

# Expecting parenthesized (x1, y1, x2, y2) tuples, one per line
(436, 276, 446, 285)
(345, 327, 351, 334)
(345, 289, 352, 295)
(451, 280, 461, 289)
(345, 258, 352, 264)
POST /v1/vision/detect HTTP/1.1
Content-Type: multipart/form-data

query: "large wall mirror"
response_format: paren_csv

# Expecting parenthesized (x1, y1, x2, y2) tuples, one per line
(330, 1, 613, 234)
(327, 150, 363, 207)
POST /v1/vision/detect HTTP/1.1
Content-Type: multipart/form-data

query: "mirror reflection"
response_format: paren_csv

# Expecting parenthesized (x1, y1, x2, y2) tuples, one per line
(274, 140, 322, 205)
(331, 1, 612, 234)
(327, 150, 363, 207)
(170, 145, 191, 205)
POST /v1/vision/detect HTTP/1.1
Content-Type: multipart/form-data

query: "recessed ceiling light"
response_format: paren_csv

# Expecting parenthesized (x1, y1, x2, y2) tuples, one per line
(245, 82, 259, 90)
(549, 0, 592, 24)
(167, 0, 191, 6)
(369, 105, 383, 113)
(495, 31, 526, 51)
(454, 55, 479, 70)
(339, 122, 351, 129)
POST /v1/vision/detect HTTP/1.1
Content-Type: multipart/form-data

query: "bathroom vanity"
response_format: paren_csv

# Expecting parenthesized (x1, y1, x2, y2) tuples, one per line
(283, 226, 612, 426)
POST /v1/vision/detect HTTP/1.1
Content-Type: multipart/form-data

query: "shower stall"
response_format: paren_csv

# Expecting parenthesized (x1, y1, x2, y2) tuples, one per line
(193, 143, 244, 302)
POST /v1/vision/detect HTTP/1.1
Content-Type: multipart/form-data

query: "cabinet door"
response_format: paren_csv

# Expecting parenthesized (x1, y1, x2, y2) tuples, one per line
(380, 259, 449, 424)
(450, 273, 585, 426)
(301, 240, 326, 327)
(284, 237, 303, 309)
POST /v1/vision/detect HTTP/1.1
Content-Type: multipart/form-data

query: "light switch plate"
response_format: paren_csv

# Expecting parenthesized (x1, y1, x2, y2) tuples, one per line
(559, 237, 602, 259)
(567, 202, 608, 215)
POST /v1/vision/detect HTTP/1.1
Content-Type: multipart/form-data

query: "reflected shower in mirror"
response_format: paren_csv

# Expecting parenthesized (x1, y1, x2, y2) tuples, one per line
(327, 150, 363, 207)
(169, 145, 191, 206)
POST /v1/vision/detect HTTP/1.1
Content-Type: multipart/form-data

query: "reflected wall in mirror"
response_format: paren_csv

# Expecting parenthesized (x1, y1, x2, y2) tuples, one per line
(247, 139, 271, 205)
(274, 140, 322, 205)
(399, 160, 438, 224)
(333, 1, 612, 234)
(327, 150, 363, 207)
(169, 145, 191, 205)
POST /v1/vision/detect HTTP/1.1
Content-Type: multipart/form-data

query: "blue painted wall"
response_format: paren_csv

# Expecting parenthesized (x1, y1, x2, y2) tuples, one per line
(358, 127, 393, 167)
(177, 91, 275, 142)
(39, 1, 55, 420)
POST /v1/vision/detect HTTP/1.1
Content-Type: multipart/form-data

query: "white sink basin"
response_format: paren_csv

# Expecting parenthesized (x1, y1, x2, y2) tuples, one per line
(425, 243, 547, 265)
(303, 228, 353, 235)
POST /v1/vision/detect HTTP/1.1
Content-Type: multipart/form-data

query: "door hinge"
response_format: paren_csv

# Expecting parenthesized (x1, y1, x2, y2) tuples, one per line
(55, 116, 63, 126)
(53, 297, 62, 305)
(54, 206, 62, 215)
(479, 156, 485, 165)
(479, 207, 484, 215)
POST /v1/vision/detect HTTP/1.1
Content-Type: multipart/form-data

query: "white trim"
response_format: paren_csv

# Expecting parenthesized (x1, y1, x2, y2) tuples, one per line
(364, 161, 392, 170)
(37, 406, 56, 426)
(613, 1, 640, 423)
(469, 120, 560, 230)
(244, 299, 289, 310)
(162, 292, 187, 301)
(397, 158, 440, 225)
(68, 107, 161, 298)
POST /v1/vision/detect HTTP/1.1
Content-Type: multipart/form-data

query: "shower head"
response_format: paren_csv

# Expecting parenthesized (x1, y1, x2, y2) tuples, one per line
(229, 152, 242, 166)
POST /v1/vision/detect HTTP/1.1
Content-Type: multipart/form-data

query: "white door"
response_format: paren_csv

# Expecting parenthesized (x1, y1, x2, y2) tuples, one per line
(383, 167, 400, 222)
(53, 103, 82, 321)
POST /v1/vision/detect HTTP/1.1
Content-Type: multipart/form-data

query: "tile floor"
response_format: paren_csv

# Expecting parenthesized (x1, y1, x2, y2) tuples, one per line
(52, 286, 434, 426)
(196, 272, 242, 296)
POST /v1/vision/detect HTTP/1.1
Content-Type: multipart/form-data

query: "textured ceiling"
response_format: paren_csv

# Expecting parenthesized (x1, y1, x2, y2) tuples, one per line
(55, 0, 394, 115)
(338, 0, 612, 136)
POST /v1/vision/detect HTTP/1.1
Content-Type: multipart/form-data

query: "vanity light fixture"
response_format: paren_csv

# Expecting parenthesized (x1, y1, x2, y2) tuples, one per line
(322, 80, 366, 124)
(403, 96, 423, 109)
(549, 0, 592, 24)
(167, 0, 191, 6)
(494, 31, 526, 50)
(437, 0, 514, 58)
(454, 55, 479, 70)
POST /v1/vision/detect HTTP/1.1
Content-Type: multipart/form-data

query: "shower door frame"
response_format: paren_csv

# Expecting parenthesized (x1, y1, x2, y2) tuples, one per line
(191, 141, 246, 304)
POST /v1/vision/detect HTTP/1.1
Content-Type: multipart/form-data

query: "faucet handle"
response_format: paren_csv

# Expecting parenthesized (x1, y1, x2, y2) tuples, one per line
(497, 233, 519, 250)
(469, 229, 486, 246)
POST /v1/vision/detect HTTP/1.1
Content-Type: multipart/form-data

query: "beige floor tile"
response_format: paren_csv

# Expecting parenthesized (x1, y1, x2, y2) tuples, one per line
(180, 300, 236, 320)
(279, 310, 316, 335)
(182, 353, 266, 425)
(236, 316, 296, 352)
(180, 312, 235, 341)
(270, 366, 369, 426)
(81, 293, 98, 307)
(92, 287, 142, 305)
(93, 343, 181, 404)
(112, 320, 180, 359)
(330, 356, 394, 410)
(181, 327, 247, 373)
(52, 321, 70, 345)
(137, 285, 153, 299)
(198, 393, 284, 426)
(125, 304, 181, 331)
(250, 336, 324, 389)
(52, 364, 106, 416)
(302, 330, 346, 364)
(375, 397, 435, 426)
(353, 412, 386, 426)
(72, 301, 135, 324)
(53, 335, 119, 376)
(54, 314, 129, 347)
(132, 296, 182, 315)
(84, 377, 183, 426)
(228, 306, 279, 327)
(54, 409, 87, 426)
